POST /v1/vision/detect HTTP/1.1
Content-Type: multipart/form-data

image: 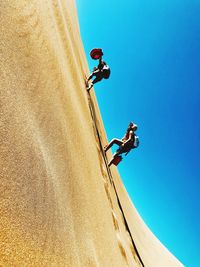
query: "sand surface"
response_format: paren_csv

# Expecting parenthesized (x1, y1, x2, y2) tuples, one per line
(0, 1, 184, 266)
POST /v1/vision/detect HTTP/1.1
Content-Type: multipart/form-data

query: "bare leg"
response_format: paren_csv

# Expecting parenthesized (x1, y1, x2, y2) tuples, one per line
(87, 74, 93, 81)
(87, 69, 100, 81)
(86, 74, 94, 91)
(104, 138, 123, 152)
(87, 74, 103, 91)
(92, 76, 103, 85)
(108, 157, 114, 167)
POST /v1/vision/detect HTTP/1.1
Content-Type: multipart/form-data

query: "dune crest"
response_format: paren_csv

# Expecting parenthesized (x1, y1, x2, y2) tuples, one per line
(0, 1, 184, 266)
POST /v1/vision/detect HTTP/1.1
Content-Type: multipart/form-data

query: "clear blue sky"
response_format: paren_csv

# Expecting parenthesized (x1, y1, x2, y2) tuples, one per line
(76, 1, 200, 266)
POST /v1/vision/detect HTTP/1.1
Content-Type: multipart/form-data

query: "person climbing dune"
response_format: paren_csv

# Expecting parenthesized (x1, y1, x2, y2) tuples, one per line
(87, 48, 111, 91)
(104, 122, 139, 166)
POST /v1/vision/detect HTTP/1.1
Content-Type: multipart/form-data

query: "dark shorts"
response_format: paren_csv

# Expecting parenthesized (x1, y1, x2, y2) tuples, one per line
(116, 141, 134, 154)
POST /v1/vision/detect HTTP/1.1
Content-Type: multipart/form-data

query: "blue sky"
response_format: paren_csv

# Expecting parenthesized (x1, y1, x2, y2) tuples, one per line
(76, 1, 200, 266)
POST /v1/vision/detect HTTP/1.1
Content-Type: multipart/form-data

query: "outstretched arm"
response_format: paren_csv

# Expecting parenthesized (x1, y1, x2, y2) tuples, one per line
(104, 138, 123, 152)
(98, 57, 105, 69)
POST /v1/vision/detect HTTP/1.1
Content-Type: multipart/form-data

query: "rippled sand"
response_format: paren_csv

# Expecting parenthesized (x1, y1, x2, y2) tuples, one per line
(0, 1, 184, 266)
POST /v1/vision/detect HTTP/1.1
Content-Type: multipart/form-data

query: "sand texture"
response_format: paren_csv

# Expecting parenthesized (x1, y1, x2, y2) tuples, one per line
(0, 1, 184, 266)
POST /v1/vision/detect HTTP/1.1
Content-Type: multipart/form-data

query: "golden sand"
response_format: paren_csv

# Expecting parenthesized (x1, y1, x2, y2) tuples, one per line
(0, 1, 184, 266)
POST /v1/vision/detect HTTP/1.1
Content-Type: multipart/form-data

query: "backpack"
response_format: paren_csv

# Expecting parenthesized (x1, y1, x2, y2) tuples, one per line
(134, 135, 140, 148)
(102, 65, 110, 79)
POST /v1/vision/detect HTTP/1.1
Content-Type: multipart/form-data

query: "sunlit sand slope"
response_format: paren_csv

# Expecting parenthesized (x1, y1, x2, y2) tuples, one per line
(0, 1, 184, 266)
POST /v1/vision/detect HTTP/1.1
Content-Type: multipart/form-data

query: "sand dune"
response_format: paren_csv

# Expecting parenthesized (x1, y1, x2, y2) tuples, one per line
(0, 1, 184, 266)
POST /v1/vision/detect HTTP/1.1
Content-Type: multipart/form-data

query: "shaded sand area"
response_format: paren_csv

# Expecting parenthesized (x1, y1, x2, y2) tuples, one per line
(0, 1, 184, 266)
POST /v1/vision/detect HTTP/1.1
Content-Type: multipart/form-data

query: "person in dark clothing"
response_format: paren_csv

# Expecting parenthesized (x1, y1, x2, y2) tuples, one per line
(87, 57, 111, 91)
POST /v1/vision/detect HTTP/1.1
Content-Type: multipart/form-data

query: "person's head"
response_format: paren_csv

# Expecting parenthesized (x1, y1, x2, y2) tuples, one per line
(128, 121, 138, 132)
